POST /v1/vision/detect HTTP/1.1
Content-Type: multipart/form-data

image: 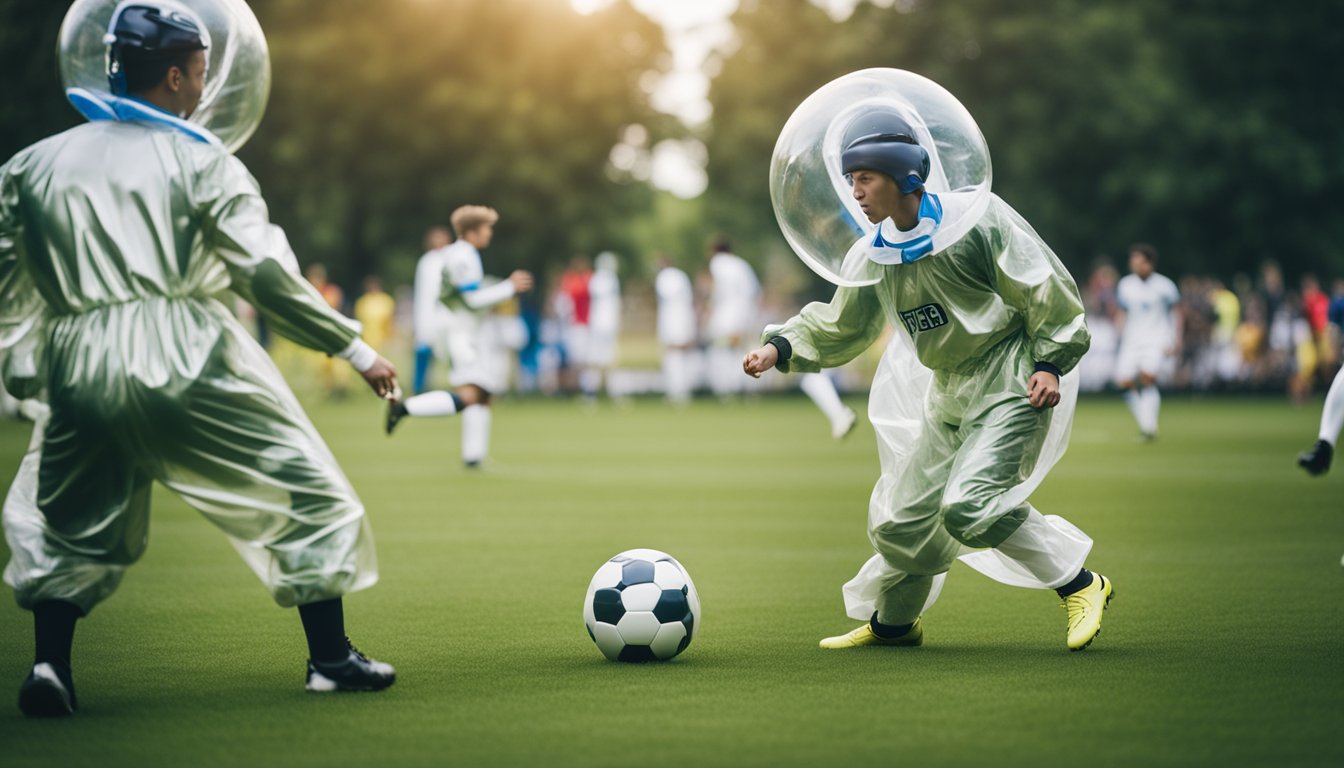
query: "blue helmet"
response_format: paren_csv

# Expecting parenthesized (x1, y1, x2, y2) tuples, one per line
(840, 108, 931, 195)
(104, 2, 207, 95)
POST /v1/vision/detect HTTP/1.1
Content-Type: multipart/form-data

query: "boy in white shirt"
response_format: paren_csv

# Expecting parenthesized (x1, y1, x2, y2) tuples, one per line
(1114, 243, 1181, 440)
(387, 206, 533, 468)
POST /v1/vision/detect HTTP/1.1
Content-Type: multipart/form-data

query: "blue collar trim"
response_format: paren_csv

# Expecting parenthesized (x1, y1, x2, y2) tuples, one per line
(66, 87, 222, 147)
(871, 192, 943, 263)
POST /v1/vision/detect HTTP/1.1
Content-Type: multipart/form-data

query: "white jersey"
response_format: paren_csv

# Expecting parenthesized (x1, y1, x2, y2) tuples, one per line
(707, 252, 760, 340)
(438, 240, 517, 392)
(588, 267, 621, 336)
(1117, 272, 1179, 349)
(413, 247, 451, 345)
(656, 266, 696, 346)
(442, 240, 487, 313)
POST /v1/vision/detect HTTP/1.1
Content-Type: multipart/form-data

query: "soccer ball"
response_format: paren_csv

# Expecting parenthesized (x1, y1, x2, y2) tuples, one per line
(583, 549, 701, 662)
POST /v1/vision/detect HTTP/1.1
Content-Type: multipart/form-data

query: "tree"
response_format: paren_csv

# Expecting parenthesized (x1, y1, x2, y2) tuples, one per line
(703, 0, 1344, 281)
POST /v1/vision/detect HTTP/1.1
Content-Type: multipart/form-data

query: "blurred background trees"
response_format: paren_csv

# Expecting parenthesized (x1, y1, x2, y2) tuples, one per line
(1, 0, 1341, 288)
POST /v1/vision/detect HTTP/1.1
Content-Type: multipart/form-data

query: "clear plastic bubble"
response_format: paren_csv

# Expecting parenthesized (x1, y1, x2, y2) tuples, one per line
(58, 0, 271, 153)
(770, 68, 992, 287)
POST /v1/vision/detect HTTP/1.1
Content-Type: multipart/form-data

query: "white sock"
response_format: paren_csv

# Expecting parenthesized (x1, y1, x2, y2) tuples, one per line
(580, 368, 601, 397)
(664, 349, 691, 403)
(1124, 388, 1142, 428)
(1141, 386, 1161, 434)
(404, 391, 459, 417)
(1320, 367, 1344, 444)
(800, 372, 847, 423)
(462, 404, 491, 464)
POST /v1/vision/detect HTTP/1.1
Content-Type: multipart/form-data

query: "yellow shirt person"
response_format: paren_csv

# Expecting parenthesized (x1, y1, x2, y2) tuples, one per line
(355, 276, 397, 351)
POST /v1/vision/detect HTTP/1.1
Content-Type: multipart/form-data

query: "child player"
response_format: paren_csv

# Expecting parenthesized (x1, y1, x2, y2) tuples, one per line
(744, 102, 1113, 651)
(386, 206, 533, 468)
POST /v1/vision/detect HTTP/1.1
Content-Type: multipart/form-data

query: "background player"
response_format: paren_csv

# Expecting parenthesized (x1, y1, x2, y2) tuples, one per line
(706, 238, 760, 398)
(1114, 243, 1181, 440)
(386, 205, 533, 468)
(412, 225, 454, 394)
(583, 251, 622, 400)
(655, 253, 698, 404)
(1298, 364, 1344, 476)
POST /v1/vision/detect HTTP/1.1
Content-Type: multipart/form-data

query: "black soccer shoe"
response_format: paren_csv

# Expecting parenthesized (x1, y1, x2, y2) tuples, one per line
(1298, 439, 1333, 476)
(305, 639, 395, 692)
(385, 399, 408, 436)
(18, 662, 77, 717)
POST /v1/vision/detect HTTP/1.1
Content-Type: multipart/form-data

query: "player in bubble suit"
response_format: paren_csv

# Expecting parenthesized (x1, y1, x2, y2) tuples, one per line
(0, 1, 397, 716)
(744, 75, 1113, 652)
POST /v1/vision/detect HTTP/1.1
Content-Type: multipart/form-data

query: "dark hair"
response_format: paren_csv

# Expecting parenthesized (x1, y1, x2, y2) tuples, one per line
(712, 237, 732, 254)
(122, 49, 198, 95)
(1129, 242, 1158, 266)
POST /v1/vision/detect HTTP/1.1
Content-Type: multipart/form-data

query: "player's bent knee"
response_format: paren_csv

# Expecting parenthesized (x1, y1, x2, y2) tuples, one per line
(869, 524, 958, 575)
(941, 501, 1027, 549)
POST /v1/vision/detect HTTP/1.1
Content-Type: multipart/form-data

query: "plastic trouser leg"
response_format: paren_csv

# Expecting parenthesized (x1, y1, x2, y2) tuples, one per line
(4, 407, 150, 615)
(151, 337, 376, 608)
(867, 414, 963, 626)
(940, 396, 1049, 549)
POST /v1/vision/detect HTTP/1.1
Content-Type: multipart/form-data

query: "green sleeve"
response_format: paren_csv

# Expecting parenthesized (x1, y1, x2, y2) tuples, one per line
(991, 216, 1090, 375)
(193, 151, 359, 355)
(763, 284, 885, 373)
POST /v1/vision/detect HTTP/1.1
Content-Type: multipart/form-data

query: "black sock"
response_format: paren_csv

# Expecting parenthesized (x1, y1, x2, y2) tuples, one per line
(869, 612, 914, 639)
(33, 600, 83, 671)
(298, 598, 348, 664)
(1055, 568, 1095, 598)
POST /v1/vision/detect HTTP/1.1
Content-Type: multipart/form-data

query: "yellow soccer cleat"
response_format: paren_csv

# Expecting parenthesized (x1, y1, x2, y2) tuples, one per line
(819, 618, 923, 649)
(1063, 573, 1113, 651)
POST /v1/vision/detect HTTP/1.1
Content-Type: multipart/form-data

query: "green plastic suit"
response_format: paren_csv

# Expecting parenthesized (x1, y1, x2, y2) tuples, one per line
(766, 194, 1091, 624)
(0, 119, 377, 613)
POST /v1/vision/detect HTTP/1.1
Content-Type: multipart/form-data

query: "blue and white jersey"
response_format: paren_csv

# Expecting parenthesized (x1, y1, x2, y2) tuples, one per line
(1117, 272, 1179, 348)
(441, 241, 486, 311)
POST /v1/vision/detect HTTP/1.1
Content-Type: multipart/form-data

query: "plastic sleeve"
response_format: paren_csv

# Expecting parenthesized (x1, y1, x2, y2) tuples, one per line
(193, 152, 359, 355)
(762, 284, 885, 374)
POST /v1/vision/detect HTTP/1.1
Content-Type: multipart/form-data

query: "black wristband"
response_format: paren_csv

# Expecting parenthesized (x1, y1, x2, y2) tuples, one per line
(1034, 361, 1063, 380)
(765, 336, 792, 366)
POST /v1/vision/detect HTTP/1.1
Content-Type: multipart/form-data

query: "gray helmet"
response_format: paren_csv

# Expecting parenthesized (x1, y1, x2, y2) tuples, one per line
(840, 108, 931, 194)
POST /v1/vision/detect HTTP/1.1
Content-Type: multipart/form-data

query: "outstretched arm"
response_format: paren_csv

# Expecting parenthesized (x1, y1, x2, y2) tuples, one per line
(454, 270, 534, 310)
(194, 153, 396, 397)
(754, 284, 885, 375)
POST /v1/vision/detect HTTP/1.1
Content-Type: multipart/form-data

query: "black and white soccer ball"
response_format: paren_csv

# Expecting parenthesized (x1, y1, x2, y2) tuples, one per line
(583, 548, 701, 662)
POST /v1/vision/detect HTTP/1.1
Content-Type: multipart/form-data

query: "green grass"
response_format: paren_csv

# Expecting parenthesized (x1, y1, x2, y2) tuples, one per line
(0, 393, 1341, 767)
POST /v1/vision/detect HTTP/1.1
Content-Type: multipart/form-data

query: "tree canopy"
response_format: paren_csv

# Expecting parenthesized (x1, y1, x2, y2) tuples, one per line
(2, 0, 1341, 289)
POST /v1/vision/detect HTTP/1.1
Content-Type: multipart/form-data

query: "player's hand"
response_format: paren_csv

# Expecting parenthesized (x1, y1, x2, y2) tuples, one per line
(742, 345, 778, 378)
(1028, 371, 1061, 409)
(361, 355, 399, 399)
(509, 270, 534, 294)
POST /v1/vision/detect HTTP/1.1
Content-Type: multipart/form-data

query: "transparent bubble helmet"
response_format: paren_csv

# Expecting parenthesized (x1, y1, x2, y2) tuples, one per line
(769, 68, 992, 287)
(59, 0, 270, 153)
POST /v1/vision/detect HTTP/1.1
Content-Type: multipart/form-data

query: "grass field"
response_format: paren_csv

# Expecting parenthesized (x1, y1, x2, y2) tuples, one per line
(0, 392, 1341, 767)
